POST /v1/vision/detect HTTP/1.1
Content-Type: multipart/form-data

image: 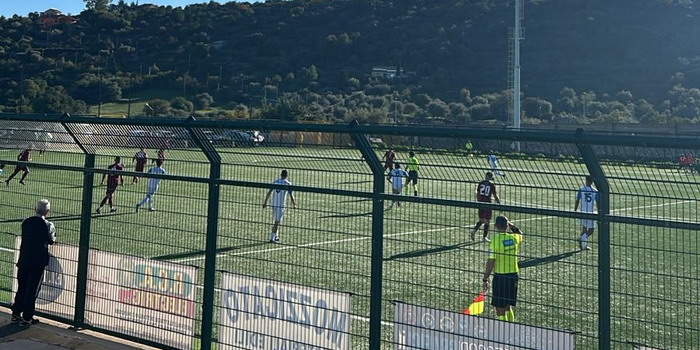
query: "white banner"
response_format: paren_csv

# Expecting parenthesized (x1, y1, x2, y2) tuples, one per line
(219, 272, 351, 350)
(394, 302, 575, 350)
(12, 236, 78, 320)
(85, 250, 197, 350)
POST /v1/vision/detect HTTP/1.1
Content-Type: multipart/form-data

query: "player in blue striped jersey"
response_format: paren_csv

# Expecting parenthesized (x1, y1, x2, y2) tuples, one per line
(574, 175, 599, 251)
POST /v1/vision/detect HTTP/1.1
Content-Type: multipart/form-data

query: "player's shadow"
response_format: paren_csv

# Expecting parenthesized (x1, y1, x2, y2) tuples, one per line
(518, 250, 579, 269)
(0, 213, 124, 224)
(51, 213, 131, 222)
(338, 180, 372, 185)
(151, 242, 268, 261)
(0, 218, 23, 224)
(338, 198, 371, 204)
(385, 242, 477, 261)
(63, 184, 102, 189)
(0, 323, 28, 337)
(320, 211, 373, 219)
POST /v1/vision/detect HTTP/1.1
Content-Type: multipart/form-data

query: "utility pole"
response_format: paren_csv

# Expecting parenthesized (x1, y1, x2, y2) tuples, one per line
(97, 67, 103, 117)
(217, 65, 222, 93)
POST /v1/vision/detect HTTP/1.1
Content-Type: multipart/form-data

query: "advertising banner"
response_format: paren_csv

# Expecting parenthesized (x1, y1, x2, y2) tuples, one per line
(85, 250, 197, 350)
(219, 272, 351, 350)
(394, 302, 575, 350)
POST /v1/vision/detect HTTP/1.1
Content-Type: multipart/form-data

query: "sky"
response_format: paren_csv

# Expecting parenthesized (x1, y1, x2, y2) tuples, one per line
(0, 1, 255, 17)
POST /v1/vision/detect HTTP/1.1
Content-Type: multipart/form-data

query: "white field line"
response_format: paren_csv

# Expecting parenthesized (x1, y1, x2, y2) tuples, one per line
(0, 247, 13, 253)
(611, 200, 693, 212)
(175, 199, 692, 263)
(174, 226, 460, 263)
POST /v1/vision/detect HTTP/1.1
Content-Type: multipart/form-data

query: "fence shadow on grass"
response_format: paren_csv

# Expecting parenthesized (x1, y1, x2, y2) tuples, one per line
(385, 241, 477, 261)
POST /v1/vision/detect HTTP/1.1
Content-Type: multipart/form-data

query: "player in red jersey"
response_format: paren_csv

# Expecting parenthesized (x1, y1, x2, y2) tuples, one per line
(153, 147, 165, 164)
(5, 149, 32, 186)
(96, 156, 124, 214)
(132, 148, 148, 184)
(382, 149, 396, 173)
(470, 172, 501, 242)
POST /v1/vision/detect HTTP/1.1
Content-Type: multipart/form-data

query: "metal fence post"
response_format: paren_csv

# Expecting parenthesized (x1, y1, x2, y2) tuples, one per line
(351, 121, 385, 350)
(73, 153, 95, 326)
(60, 119, 94, 327)
(186, 118, 221, 350)
(576, 129, 611, 350)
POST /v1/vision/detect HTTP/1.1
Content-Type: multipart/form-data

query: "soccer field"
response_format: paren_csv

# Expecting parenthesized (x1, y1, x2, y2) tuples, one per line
(0, 144, 699, 350)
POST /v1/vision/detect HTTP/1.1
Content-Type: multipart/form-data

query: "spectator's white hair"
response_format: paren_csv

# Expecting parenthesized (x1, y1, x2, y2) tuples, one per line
(35, 199, 50, 215)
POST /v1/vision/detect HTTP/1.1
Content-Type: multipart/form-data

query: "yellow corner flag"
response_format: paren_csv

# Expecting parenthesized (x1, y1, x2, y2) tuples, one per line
(462, 292, 485, 315)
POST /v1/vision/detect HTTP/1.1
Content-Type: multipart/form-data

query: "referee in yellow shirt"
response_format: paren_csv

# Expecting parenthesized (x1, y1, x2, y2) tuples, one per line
(481, 215, 523, 322)
(406, 151, 419, 196)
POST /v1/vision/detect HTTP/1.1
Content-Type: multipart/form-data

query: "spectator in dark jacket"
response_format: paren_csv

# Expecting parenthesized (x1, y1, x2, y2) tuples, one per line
(11, 199, 56, 326)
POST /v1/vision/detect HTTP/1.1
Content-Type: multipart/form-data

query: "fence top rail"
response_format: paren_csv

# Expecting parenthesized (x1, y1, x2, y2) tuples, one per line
(1, 113, 699, 149)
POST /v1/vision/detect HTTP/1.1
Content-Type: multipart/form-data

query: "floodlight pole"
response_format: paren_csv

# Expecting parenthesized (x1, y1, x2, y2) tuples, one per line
(513, 0, 523, 151)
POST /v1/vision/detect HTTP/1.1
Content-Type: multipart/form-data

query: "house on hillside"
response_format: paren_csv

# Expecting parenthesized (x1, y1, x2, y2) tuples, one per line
(38, 9, 77, 29)
(370, 66, 415, 82)
(371, 66, 399, 79)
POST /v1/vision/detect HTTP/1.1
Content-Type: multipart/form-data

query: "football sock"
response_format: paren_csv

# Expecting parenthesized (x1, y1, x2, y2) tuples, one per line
(498, 315, 507, 321)
(474, 222, 483, 230)
(484, 223, 490, 237)
(505, 309, 515, 322)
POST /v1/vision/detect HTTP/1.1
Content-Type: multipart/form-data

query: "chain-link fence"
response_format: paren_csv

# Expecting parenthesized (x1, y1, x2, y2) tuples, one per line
(0, 114, 698, 350)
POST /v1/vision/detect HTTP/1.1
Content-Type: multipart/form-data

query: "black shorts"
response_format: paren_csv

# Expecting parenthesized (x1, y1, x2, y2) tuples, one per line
(478, 209, 493, 221)
(491, 273, 519, 308)
(408, 170, 418, 184)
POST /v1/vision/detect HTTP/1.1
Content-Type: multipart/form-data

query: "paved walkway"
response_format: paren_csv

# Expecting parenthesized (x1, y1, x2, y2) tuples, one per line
(0, 309, 155, 350)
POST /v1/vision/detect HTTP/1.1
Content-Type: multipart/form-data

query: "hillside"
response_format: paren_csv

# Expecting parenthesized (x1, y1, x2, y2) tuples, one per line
(1, 0, 700, 124)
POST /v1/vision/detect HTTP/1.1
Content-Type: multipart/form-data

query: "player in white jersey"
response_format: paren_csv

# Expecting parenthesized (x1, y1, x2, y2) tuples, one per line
(387, 163, 408, 208)
(136, 159, 166, 212)
(574, 175, 599, 251)
(487, 152, 505, 177)
(262, 170, 297, 243)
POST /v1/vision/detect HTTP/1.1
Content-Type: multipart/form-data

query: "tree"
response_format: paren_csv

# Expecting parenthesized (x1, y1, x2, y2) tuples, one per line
(522, 97, 553, 120)
(195, 93, 214, 110)
(170, 97, 193, 116)
(427, 100, 449, 119)
(72, 74, 122, 104)
(85, 0, 112, 11)
(144, 99, 170, 117)
(32, 86, 87, 114)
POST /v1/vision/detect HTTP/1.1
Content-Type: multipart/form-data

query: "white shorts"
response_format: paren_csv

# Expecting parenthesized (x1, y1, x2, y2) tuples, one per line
(272, 207, 285, 222)
(580, 219, 596, 230)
